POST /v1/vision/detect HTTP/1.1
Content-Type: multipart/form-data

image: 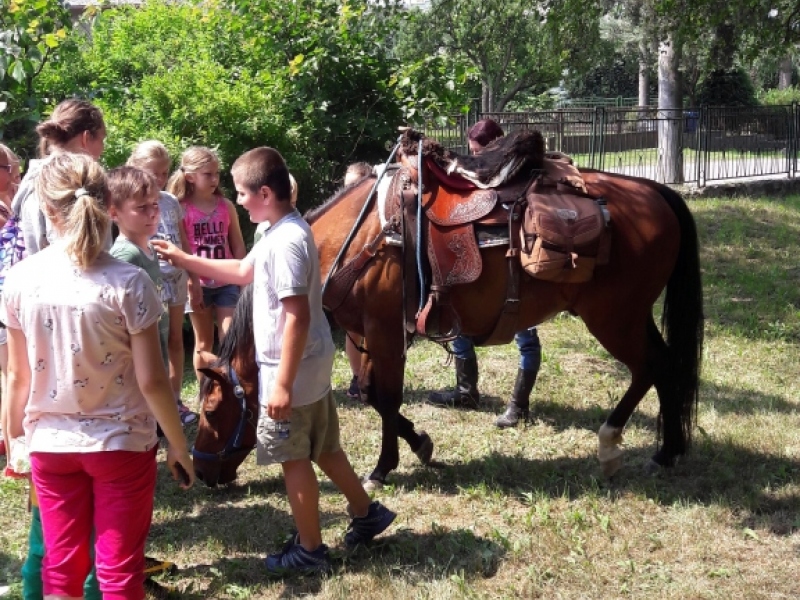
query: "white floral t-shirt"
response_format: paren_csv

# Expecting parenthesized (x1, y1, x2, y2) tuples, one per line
(0, 242, 163, 453)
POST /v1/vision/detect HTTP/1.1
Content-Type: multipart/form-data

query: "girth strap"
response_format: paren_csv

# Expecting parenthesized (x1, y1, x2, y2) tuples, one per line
(323, 216, 400, 313)
(474, 200, 524, 346)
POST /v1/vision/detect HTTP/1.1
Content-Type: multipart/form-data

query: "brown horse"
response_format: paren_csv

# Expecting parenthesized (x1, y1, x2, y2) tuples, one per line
(192, 166, 703, 490)
(305, 166, 703, 489)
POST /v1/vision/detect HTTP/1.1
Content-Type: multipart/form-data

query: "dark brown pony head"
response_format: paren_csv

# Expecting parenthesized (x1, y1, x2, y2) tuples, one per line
(193, 284, 258, 487)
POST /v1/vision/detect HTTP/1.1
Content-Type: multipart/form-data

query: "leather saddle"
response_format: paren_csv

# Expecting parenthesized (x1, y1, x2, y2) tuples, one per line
(393, 131, 608, 345)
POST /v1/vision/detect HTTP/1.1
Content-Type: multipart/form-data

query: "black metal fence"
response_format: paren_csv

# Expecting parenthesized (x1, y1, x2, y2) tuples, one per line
(422, 105, 799, 187)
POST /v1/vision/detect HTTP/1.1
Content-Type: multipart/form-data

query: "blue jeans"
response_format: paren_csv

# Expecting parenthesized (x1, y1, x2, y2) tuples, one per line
(451, 327, 541, 372)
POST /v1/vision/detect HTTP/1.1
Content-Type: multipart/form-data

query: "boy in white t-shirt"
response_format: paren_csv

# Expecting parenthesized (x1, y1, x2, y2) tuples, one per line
(153, 146, 396, 575)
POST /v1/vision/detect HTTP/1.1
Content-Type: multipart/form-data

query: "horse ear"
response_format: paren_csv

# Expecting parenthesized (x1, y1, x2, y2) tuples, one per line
(199, 366, 226, 383)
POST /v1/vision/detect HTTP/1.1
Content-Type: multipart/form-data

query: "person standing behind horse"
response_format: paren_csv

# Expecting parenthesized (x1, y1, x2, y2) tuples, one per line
(128, 141, 198, 425)
(428, 118, 542, 428)
(2, 153, 194, 599)
(166, 147, 246, 387)
(153, 146, 396, 575)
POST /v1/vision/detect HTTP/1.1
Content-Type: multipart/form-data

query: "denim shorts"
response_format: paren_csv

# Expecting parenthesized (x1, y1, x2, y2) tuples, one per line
(186, 283, 240, 312)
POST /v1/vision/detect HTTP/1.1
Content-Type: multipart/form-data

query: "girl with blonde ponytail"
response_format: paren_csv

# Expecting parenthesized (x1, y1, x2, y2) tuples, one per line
(2, 153, 195, 599)
(34, 153, 109, 268)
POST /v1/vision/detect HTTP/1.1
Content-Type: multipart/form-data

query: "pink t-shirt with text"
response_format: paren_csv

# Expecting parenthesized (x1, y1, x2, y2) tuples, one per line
(182, 196, 234, 288)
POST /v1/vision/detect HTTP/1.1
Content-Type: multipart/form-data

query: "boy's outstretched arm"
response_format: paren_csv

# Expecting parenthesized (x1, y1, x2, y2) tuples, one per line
(267, 294, 310, 422)
(152, 239, 253, 286)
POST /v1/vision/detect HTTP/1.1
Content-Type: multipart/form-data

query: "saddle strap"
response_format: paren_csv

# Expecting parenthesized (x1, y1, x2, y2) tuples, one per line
(415, 285, 461, 342)
(475, 201, 524, 346)
(322, 217, 399, 312)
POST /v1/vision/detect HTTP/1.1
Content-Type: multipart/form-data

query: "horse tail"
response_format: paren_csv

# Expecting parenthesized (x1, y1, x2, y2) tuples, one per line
(655, 183, 704, 453)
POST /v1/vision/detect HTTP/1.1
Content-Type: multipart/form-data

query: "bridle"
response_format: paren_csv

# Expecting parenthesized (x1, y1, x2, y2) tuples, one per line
(191, 363, 256, 463)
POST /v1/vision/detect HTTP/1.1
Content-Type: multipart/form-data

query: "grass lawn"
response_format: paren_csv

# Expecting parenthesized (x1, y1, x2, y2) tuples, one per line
(2, 193, 800, 598)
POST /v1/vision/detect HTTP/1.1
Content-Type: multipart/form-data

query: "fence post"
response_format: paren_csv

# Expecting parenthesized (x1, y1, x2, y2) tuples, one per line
(792, 102, 798, 179)
(598, 107, 606, 171)
(589, 108, 597, 169)
(694, 106, 701, 186)
(700, 105, 709, 187)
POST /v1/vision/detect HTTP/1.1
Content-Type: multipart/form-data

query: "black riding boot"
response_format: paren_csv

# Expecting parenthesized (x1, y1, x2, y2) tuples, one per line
(428, 355, 480, 408)
(495, 368, 538, 428)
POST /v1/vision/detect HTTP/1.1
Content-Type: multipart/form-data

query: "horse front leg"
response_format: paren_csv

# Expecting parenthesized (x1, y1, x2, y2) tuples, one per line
(398, 413, 433, 465)
(360, 352, 404, 491)
(360, 349, 434, 491)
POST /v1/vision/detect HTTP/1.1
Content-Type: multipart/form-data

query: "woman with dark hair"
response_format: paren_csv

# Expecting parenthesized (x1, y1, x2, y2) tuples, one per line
(467, 118, 506, 154)
(428, 119, 543, 429)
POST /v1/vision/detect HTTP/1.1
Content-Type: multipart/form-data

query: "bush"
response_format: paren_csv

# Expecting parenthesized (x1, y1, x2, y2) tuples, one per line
(36, 0, 406, 208)
(758, 86, 800, 106)
(696, 68, 759, 107)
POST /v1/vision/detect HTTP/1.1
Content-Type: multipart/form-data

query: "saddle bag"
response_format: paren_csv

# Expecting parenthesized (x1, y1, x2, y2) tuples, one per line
(520, 182, 611, 283)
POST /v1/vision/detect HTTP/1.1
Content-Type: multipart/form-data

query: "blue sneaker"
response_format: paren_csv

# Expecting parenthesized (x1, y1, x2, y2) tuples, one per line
(264, 534, 332, 576)
(345, 501, 396, 548)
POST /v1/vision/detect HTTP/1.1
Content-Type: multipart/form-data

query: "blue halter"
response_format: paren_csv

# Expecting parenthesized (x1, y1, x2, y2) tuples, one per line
(191, 364, 256, 463)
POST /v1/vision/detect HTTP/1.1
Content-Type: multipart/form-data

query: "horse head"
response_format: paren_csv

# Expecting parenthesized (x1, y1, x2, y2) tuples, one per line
(192, 363, 258, 486)
(192, 284, 258, 487)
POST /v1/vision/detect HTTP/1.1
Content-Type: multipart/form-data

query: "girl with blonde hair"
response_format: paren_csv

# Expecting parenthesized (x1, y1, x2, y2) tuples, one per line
(167, 147, 246, 384)
(2, 152, 194, 598)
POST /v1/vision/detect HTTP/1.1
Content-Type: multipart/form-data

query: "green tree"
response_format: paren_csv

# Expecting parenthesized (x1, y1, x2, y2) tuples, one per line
(0, 0, 75, 156)
(396, 0, 603, 112)
(39, 0, 413, 207)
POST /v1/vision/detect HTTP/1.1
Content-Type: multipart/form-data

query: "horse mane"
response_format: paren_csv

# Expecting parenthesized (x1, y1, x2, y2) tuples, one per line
(304, 175, 377, 225)
(200, 282, 254, 396)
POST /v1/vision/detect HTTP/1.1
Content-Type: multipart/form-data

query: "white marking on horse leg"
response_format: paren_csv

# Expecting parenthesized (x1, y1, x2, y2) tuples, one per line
(362, 477, 384, 493)
(598, 423, 625, 477)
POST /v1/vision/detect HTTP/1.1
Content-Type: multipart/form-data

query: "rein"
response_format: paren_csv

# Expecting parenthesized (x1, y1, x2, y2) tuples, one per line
(321, 134, 404, 301)
(191, 364, 256, 463)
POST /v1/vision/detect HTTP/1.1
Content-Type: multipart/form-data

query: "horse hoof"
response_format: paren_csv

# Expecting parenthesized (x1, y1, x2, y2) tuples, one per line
(362, 476, 384, 493)
(414, 431, 434, 465)
(597, 423, 624, 477)
(644, 459, 663, 475)
(600, 454, 623, 478)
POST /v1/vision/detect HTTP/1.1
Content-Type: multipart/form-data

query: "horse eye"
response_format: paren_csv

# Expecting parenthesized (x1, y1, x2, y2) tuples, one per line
(204, 409, 216, 420)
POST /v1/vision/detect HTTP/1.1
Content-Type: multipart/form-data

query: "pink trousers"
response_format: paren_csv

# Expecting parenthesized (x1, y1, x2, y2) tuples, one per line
(30, 449, 156, 600)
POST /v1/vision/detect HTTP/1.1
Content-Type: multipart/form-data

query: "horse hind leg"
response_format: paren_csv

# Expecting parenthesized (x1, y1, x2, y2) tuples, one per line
(582, 310, 661, 477)
(601, 316, 679, 476)
(649, 320, 690, 469)
(599, 373, 654, 477)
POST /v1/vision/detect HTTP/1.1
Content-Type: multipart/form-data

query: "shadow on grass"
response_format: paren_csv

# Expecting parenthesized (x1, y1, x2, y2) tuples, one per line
(0, 552, 23, 598)
(387, 435, 800, 536)
(701, 380, 798, 415)
(156, 527, 503, 598)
